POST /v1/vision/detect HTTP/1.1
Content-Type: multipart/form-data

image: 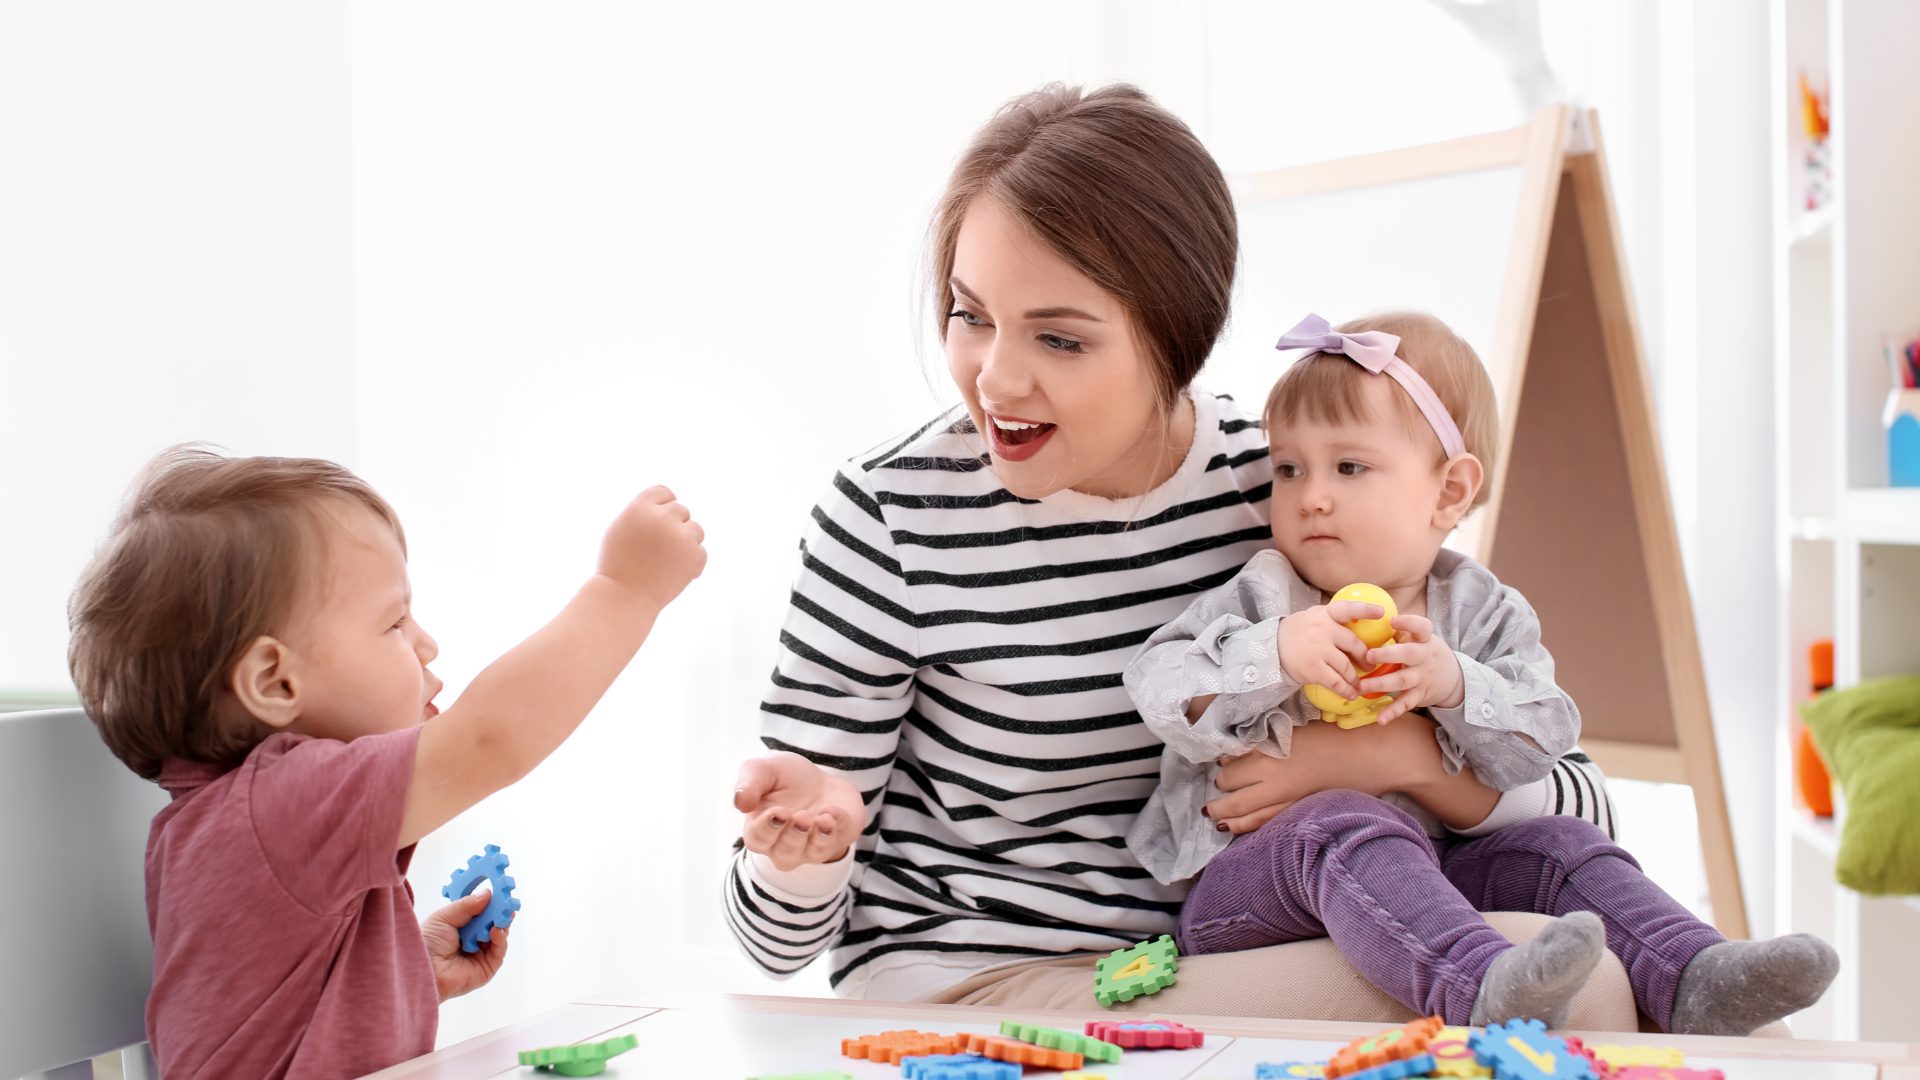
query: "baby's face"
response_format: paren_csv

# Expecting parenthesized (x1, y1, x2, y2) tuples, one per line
(278, 502, 443, 743)
(1268, 376, 1453, 597)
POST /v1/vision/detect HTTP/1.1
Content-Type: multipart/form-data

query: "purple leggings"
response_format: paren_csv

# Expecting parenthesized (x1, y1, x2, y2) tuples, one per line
(1177, 790, 1724, 1028)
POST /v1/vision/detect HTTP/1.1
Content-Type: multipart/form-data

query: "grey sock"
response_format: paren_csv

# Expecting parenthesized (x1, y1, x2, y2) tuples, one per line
(1470, 911, 1606, 1029)
(1668, 934, 1840, 1036)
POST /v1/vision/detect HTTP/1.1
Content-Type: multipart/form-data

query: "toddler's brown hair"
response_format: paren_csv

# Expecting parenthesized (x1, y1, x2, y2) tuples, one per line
(69, 446, 404, 779)
(1264, 311, 1500, 509)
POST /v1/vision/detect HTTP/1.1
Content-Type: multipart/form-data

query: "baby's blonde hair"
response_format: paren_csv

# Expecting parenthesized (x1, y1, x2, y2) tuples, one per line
(1264, 311, 1499, 509)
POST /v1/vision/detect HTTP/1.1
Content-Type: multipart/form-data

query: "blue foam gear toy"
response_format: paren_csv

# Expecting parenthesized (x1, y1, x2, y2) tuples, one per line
(899, 1055, 1020, 1080)
(1471, 1019, 1595, 1080)
(1256, 1065, 1331, 1079)
(441, 844, 521, 953)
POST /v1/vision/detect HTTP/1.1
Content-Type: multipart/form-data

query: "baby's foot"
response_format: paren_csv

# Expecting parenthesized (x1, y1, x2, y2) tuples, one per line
(1470, 910, 1606, 1029)
(1669, 934, 1839, 1036)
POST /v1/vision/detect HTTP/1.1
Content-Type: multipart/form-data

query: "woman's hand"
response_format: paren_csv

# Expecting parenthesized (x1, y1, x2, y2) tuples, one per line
(422, 891, 510, 1002)
(1276, 601, 1382, 700)
(735, 751, 867, 871)
(1356, 614, 1466, 724)
(1201, 713, 1496, 834)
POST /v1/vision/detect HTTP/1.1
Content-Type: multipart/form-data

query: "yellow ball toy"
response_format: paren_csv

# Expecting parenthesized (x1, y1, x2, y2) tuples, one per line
(1302, 583, 1401, 729)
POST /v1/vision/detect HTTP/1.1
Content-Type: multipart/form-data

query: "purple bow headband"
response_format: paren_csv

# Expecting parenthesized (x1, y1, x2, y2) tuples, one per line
(1274, 313, 1467, 460)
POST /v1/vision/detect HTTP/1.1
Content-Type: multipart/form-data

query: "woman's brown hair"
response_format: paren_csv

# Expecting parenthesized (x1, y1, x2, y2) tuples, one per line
(69, 446, 404, 779)
(930, 83, 1237, 409)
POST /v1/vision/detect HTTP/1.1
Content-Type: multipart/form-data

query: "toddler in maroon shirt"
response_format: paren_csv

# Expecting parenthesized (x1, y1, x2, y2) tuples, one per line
(68, 449, 706, 1080)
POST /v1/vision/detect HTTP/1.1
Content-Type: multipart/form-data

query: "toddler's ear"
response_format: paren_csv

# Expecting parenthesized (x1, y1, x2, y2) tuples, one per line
(1433, 453, 1485, 530)
(229, 635, 301, 730)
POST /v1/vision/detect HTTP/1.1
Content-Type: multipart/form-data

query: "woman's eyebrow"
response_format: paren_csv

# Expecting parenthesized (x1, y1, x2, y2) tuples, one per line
(1024, 306, 1105, 322)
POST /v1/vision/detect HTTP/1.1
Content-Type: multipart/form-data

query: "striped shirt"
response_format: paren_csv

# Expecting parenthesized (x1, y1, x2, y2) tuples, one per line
(723, 390, 1613, 1001)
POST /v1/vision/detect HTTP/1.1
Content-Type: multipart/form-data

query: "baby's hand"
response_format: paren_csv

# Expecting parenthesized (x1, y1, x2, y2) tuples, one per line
(598, 486, 707, 609)
(422, 891, 510, 1002)
(1276, 600, 1381, 700)
(735, 751, 867, 871)
(1355, 613, 1465, 723)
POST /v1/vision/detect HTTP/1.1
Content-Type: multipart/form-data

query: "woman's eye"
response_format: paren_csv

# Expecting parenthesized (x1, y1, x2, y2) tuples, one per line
(947, 308, 984, 328)
(1039, 333, 1085, 353)
(1338, 461, 1366, 477)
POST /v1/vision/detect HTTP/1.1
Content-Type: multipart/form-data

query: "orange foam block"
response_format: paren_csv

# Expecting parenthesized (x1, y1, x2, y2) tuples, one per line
(841, 1030, 963, 1064)
(963, 1033, 1083, 1070)
(1327, 1017, 1445, 1079)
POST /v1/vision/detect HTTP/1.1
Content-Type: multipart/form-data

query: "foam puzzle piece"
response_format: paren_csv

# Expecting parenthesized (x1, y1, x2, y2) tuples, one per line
(1336, 1053, 1438, 1080)
(1591, 1047, 1687, 1070)
(1062, 1074, 1110, 1080)
(899, 1055, 1021, 1080)
(1256, 1063, 1330, 1079)
(1557, 1036, 1608, 1077)
(1609, 1069, 1722, 1080)
(442, 844, 522, 953)
(1430, 1026, 1494, 1079)
(963, 1033, 1083, 1070)
(1327, 1016, 1444, 1077)
(518, 1033, 637, 1076)
(841, 1030, 963, 1064)
(1093, 933, 1179, 1006)
(1084, 1018, 1206, 1050)
(1471, 1019, 1596, 1080)
(998, 1020, 1121, 1063)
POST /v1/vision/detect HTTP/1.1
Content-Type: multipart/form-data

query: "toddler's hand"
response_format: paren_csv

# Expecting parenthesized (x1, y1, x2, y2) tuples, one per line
(598, 486, 707, 609)
(1354, 613, 1465, 723)
(1276, 600, 1381, 699)
(735, 751, 867, 872)
(422, 891, 510, 1002)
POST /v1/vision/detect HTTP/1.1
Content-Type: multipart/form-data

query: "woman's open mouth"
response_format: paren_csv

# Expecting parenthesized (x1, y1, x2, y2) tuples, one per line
(986, 412, 1056, 462)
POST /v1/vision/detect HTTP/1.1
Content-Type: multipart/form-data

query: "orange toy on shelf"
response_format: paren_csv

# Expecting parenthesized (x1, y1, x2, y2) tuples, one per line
(1795, 640, 1835, 817)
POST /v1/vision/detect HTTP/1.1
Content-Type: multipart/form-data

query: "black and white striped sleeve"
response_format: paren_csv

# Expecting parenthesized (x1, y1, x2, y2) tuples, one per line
(1452, 750, 1616, 840)
(722, 463, 919, 976)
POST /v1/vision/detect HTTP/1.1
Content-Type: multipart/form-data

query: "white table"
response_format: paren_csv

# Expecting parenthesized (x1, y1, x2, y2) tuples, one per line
(363, 991, 1920, 1080)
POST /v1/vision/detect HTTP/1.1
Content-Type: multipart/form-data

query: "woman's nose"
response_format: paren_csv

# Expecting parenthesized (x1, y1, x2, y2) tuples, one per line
(975, 336, 1034, 406)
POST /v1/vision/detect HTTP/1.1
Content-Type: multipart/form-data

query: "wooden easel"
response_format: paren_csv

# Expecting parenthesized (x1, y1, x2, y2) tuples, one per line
(1243, 105, 1749, 940)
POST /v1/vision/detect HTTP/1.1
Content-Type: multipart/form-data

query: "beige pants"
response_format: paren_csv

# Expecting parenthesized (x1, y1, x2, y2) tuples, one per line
(922, 912, 1646, 1032)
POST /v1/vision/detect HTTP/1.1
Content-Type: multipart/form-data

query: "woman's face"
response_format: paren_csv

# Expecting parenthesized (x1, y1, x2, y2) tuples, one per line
(945, 197, 1173, 501)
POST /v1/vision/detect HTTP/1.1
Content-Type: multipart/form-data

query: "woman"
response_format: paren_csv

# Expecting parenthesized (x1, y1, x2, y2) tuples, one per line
(722, 84, 1634, 1021)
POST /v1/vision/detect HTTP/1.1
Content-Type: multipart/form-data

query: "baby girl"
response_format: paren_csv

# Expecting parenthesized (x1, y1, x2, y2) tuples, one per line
(1124, 312, 1836, 1034)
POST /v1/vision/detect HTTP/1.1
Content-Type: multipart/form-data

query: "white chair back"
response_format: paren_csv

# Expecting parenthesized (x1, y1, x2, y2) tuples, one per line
(0, 708, 167, 1079)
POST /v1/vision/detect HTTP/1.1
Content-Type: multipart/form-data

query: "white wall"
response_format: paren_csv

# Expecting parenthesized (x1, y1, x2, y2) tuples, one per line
(1, 0, 1782, 1047)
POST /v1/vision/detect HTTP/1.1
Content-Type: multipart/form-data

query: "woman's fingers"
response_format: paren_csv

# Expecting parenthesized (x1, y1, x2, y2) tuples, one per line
(1219, 801, 1289, 835)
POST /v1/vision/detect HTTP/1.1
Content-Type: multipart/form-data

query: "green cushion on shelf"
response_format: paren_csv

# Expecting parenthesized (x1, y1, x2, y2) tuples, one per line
(1800, 675, 1920, 895)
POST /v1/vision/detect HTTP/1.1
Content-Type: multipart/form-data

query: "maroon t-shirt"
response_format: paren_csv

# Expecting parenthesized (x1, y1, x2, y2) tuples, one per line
(145, 727, 436, 1080)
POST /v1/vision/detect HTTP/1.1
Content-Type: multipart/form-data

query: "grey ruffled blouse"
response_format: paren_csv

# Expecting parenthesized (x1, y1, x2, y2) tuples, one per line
(1122, 547, 1579, 885)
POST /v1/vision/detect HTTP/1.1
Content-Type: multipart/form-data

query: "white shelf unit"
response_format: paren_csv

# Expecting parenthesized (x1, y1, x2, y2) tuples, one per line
(1770, 0, 1920, 1043)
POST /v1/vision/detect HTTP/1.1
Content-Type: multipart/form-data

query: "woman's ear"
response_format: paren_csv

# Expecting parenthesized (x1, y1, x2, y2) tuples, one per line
(229, 635, 301, 730)
(1433, 453, 1485, 531)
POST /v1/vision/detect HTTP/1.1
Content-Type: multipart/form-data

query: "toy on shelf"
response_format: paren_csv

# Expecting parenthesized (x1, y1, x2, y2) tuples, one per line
(1084, 1018, 1205, 1049)
(1093, 933, 1179, 1006)
(1257, 1064, 1330, 1080)
(1301, 583, 1404, 728)
(442, 844, 521, 953)
(1799, 71, 1831, 212)
(517, 1033, 636, 1076)
(900, 1053, 1020, 1080)
(1470, 1019, 1595, 1080)
(1884, 336, 1920, 487)
(1328, 1016, 1443, 1078)
(1796, 639, 1837, 816)
(997, 1021, 1121, 1063)
(840, 1030, 962, 1064)
(963, 1032, 1082, 1069)
(1429, 1026, 1492, 1078)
